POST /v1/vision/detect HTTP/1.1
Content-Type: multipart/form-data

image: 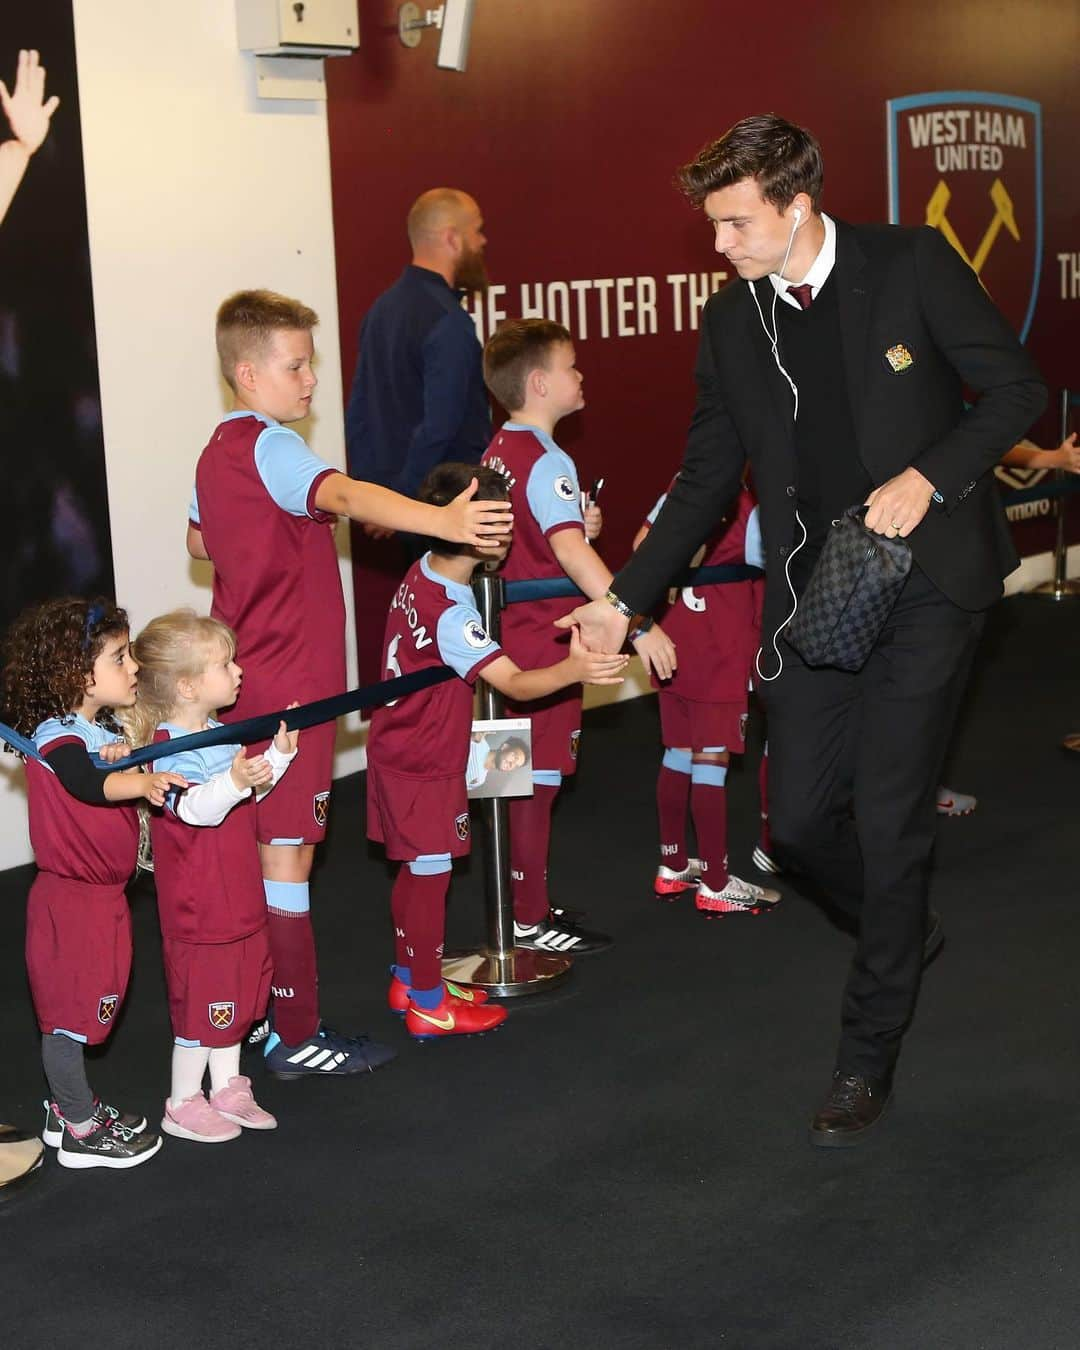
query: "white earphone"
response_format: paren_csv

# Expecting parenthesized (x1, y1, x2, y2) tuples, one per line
(748, 198, 809, 683)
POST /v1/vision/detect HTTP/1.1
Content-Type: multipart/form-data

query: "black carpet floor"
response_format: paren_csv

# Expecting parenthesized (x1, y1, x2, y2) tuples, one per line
(2, 595, 1079, 1350)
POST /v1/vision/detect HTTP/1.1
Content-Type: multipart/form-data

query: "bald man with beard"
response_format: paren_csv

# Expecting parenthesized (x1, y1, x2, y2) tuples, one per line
(345, 189, 492, 503)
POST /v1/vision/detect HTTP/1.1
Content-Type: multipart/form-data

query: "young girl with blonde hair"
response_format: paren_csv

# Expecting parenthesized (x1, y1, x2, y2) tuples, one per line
(125, 609, 297, 1143)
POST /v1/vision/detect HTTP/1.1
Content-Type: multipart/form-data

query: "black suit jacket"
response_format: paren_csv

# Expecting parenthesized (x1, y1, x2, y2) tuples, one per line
(616, 221, 1047, 652)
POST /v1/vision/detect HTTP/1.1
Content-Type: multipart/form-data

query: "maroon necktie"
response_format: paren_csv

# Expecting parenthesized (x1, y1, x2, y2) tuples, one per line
(786, 283, 813, 310)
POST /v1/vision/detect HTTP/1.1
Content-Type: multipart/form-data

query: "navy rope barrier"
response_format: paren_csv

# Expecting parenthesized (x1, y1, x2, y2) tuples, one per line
(1, 664, 456, 772)
(503, 562, 763, 605)
(0, 559, 765, 779)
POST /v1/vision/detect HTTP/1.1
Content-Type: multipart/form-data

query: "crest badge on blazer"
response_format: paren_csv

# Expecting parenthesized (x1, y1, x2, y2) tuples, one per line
(884, 343, 915, 373)
(886, 91, 1042, 342)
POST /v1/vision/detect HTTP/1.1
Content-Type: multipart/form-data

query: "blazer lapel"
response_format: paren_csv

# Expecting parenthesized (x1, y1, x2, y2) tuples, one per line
(833, 224, 871, 445)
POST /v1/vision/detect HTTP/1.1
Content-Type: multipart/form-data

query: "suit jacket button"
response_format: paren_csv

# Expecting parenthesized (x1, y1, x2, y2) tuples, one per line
(786, 485, 796, 497)
(778, 545, 789, 556)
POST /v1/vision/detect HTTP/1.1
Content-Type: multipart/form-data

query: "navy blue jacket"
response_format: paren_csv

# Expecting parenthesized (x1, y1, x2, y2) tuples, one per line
(345, 265, 491, 496)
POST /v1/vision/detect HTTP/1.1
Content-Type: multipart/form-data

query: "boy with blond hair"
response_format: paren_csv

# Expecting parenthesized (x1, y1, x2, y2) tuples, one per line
(188, 289, 511, 1077)
(481, 319, 675, 955)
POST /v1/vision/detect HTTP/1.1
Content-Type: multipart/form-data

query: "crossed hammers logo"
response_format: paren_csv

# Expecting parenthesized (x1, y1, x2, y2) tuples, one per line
(925, 177, 1020, 276)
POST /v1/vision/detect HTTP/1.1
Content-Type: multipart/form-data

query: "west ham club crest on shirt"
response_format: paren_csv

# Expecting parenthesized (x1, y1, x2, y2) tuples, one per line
(209, 1001, 235, 1030)
(97, 993, 119, 1024)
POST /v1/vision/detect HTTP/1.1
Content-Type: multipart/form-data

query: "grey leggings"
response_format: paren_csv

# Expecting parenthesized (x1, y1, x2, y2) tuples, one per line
(41, 1034, 95, 1124)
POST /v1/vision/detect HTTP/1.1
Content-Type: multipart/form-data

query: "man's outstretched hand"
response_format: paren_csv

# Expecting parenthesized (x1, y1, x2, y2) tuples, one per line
(555, 598, 629, 658)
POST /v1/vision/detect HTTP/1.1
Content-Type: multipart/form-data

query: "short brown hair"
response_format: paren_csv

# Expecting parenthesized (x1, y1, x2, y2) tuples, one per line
(483, 318, 571, 413)
(677, 114, 824, 213)
(215, 289, 319, 391)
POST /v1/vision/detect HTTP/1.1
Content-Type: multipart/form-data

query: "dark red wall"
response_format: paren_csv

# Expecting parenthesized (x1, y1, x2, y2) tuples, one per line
(327, 0, 1079, 585)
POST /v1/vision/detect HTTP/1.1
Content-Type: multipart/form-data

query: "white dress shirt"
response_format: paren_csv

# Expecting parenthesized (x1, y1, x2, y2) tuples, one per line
(769, 212, 837, 309)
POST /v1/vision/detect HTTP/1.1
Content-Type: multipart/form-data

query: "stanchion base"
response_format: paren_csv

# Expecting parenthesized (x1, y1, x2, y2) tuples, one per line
(1028, 579, 1080, 600)
(442, 947, 571, 998)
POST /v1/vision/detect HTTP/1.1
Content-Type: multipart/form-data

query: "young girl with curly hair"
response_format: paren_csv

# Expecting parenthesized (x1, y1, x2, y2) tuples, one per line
(123, 610, 297, 1143)
(1, 596, 186, 1171)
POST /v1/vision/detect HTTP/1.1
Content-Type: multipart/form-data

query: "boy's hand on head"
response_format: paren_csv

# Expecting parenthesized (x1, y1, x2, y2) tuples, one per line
(632, 622, 677, 681)
(568, 625, 629, 685)
(446, 478, 514, 551)
(583, 503, 603, 541)
(142, 770, 187, 808)
(0, 50, 59, 154)
(230, 747, 273, 792)
(99, 740, 132, 764)
(274, 707, 300, 756)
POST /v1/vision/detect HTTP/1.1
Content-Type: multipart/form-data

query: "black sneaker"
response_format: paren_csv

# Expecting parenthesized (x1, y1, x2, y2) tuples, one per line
(549, 905, 587, 925)
(57, 1117, 162, 1170)
(513, 915, 613, 955)
(42, 1099, 147, 1150)
(263, 1024, 397, 1079)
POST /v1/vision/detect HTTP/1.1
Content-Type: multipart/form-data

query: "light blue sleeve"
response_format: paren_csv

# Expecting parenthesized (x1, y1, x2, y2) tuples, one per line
(153, 739, 238, 814)
(645, 492, 668, 526)
(190, 484, 200, 525)
(525, 451, 584, 536)
(744, 506, 765, 568)
(33, 717, 93, 753)
(253, 424, 334, 517)
(465, 737, 489, 790)
(436, 603, 501, 680)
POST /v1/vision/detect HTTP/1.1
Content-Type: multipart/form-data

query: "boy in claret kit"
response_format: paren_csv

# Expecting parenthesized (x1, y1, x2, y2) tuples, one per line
(188, 290, 512, 1078)
(634, 477, 781, 915)
(367, 463, 628, 1036)
(481, 319, 675, 955)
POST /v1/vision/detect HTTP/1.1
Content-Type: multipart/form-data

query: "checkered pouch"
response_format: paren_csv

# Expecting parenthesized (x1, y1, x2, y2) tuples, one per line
(785, 506, 912, 672)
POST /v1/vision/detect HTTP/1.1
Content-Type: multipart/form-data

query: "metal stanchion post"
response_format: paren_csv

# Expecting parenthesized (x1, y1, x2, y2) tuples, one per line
(441, 571, 572, 997)
(1031, 389, 1080, 599)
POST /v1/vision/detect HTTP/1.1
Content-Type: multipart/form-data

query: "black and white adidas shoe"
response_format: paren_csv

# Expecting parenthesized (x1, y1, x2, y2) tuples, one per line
(513, 915, 613, 956)
(752, 845, 782, 876)
(263, 1025, 397, 1079)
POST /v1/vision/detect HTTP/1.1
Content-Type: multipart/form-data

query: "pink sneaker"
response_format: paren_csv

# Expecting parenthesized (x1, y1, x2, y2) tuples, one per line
(161, 1092, 241, 1143)
(209, 1076, 277, 1131)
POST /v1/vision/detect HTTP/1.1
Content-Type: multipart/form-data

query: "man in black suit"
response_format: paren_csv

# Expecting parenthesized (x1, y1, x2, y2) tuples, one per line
(563, 115, 1046, 1146)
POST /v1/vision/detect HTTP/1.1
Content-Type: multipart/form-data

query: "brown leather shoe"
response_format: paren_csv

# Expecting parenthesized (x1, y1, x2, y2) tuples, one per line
(809, 1071, 892, 1148)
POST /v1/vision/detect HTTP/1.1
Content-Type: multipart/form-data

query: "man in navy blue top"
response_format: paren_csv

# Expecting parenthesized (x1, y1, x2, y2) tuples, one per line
(345, 189, 491, 499)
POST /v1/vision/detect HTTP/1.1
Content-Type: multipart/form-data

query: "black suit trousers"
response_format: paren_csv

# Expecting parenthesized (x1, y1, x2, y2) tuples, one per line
(759, 566, 985, 1078)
